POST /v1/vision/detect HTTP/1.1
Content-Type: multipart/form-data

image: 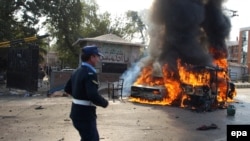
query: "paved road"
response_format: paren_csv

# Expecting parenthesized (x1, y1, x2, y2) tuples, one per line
(0, 88, 249, 141)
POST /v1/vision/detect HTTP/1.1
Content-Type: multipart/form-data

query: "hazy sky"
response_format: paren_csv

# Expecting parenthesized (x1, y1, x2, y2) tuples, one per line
(96, 0, 250, 41)
(96, 0, 153, 14)
(225, 0, 250, 40)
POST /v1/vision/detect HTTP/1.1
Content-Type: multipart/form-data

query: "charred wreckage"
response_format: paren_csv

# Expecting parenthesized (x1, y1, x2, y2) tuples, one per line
(127, 0, 236, 112)
(130, 65, 236, 112)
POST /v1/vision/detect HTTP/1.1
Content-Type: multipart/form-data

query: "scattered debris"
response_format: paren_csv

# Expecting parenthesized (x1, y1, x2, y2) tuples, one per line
(1, 116, 16, 119)
(143, 126, 152, 130)
(35, 106, 44, 110)
(227, 105, 236, 116)
(48, 91, 69, 97)
(24, 93, 33, 97)
(32, 94, 41, 97)
(64, 119, 70, 121)
(196, 123, 218, 130)
(58, 137, 64, 141)
(9, 89, 26, 95)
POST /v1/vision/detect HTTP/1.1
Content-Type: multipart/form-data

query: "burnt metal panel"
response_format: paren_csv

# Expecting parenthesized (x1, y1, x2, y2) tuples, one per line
(131, 85, 166, 101)
(6, 44, 39, 91)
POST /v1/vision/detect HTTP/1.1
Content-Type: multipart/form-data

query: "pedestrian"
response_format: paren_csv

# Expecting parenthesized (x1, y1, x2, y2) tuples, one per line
(38, 67, 45, 88)
(64, 45, 109, 141)
(44, 64, 52, 81)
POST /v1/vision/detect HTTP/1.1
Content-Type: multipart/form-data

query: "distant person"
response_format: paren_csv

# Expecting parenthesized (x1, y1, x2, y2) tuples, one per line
(38, 68, 45, 88)
(64, 45, 109, 141)
(44, 64, 52, 76)
(44, 64, 52, 83)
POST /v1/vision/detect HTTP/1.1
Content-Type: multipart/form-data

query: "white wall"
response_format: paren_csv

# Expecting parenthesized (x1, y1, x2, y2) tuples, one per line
(229, 64, 248, 81)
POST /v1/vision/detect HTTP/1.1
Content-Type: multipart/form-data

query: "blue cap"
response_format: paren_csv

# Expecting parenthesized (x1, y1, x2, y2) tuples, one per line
(82, 45, 103, 57)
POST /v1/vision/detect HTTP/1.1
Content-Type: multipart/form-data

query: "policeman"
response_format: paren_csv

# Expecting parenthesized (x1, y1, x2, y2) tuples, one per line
(64, 45, 109, 141)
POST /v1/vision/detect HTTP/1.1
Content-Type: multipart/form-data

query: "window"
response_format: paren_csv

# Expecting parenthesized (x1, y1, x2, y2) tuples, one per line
(102, 63, 127, 73)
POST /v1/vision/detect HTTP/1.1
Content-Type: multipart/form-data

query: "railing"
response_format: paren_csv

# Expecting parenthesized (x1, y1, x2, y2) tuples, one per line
(229, 72, 237, 82)
(241, 74, 250, 82)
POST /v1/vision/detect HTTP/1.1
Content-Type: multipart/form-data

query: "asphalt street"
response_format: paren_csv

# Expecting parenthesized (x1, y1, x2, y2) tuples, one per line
(0, 88, 249, 141)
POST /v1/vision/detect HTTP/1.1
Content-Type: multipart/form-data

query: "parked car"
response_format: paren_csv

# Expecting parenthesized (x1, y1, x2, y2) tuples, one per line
(51, 66, 60, 71)
(61, 68, 75, 72)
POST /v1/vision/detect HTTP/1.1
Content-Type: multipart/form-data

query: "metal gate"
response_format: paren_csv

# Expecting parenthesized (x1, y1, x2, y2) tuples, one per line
(7, 44, 39, 91)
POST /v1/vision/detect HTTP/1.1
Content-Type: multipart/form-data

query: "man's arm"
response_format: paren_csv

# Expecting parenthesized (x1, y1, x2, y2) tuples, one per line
(85, 75, 108, 108)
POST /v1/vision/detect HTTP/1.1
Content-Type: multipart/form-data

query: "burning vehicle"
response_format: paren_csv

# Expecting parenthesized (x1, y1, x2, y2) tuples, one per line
(128, 0, 236, 111)
(130, 64, 236, 111)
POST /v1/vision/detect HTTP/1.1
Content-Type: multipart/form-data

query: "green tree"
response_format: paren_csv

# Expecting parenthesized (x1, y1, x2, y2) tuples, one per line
(0, 0, 42, 41)
(0, 0, 48, 71)
(0, 0, 149, 69)
(31, 0, 83, 67)
(125, 10, 147, 44)
(40, 0, 116, 68)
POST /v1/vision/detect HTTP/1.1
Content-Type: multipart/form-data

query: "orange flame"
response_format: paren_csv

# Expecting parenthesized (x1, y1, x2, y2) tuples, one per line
(130, 46, 236, 106)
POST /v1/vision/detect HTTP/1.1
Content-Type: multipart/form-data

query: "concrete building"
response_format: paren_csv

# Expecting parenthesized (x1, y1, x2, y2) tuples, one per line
(73, 34, 145, 82)
(226, 41, 247, 81)
(227, 41, 239, 63)
(238, 27, 250, 72)
(46, 52, 59, 66)
(226, 30, 249, 81)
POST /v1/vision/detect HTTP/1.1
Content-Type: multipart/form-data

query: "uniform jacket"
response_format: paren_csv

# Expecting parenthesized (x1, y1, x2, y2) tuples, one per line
(64, 62, 108, 120)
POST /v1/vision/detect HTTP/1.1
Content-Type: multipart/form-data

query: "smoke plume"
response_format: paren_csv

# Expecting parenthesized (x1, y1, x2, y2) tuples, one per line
(202, 0, 231, 59)
(121, 0, 231, 95)
(148, 0, 231, 72)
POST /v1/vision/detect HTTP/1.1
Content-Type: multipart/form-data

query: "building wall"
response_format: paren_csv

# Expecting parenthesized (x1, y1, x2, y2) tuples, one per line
(42, 51, 60, 70)
(238, 31, 243, 64)
(47, 52, 59, 66)
(83, 41, 142, 82)
(100, 44, 129, 63)
(247, 31, 250, 73)
(228, 44, 239, 63)
(238, 28, 250, 73)
(229, 63, 248, 81)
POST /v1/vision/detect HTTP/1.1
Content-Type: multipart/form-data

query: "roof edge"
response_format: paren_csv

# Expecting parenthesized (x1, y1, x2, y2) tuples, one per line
(73, 38, 145, 47)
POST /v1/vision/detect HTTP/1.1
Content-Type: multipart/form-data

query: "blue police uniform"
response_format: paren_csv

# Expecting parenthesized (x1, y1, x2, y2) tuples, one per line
(64, 45, 108, 141)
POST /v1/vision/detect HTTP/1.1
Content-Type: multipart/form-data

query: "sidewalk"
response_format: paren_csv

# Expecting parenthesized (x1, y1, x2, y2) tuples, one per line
(234, 82, 250, 88)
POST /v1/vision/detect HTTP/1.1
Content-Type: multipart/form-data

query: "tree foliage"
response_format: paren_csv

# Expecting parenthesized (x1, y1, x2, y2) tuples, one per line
(0, 0, 41, 41)
(0, 0, 149, 68)
(0, 0, 46, 70)
(125, 10, 148, 44)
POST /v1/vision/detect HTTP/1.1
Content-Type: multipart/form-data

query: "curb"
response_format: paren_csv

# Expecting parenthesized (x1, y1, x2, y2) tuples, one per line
(235, 84, 250, 88)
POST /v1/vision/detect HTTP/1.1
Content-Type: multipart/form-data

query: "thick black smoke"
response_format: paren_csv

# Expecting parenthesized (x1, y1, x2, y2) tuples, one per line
(202, 0, 231, 59)
(149, 0, 231, 72)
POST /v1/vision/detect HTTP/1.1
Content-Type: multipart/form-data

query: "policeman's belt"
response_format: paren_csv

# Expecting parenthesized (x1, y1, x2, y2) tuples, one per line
(73, 98, 95, 107)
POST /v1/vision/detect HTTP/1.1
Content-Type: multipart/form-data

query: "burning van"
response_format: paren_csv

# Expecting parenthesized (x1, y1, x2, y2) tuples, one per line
(130, 62, 236, 111)
(128, 0, 236, 111)
(130, 64, 236, 111)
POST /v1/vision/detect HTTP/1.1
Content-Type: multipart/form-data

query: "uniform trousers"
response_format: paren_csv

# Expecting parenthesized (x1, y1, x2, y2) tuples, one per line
(72, 119, 99, 141)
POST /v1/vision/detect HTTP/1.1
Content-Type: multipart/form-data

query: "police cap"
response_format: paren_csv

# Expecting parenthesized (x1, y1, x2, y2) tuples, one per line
(82, 45, 103, 57)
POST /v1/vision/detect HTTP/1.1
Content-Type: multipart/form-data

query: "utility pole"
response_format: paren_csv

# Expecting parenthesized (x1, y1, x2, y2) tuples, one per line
(224, 8, 238, 18)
